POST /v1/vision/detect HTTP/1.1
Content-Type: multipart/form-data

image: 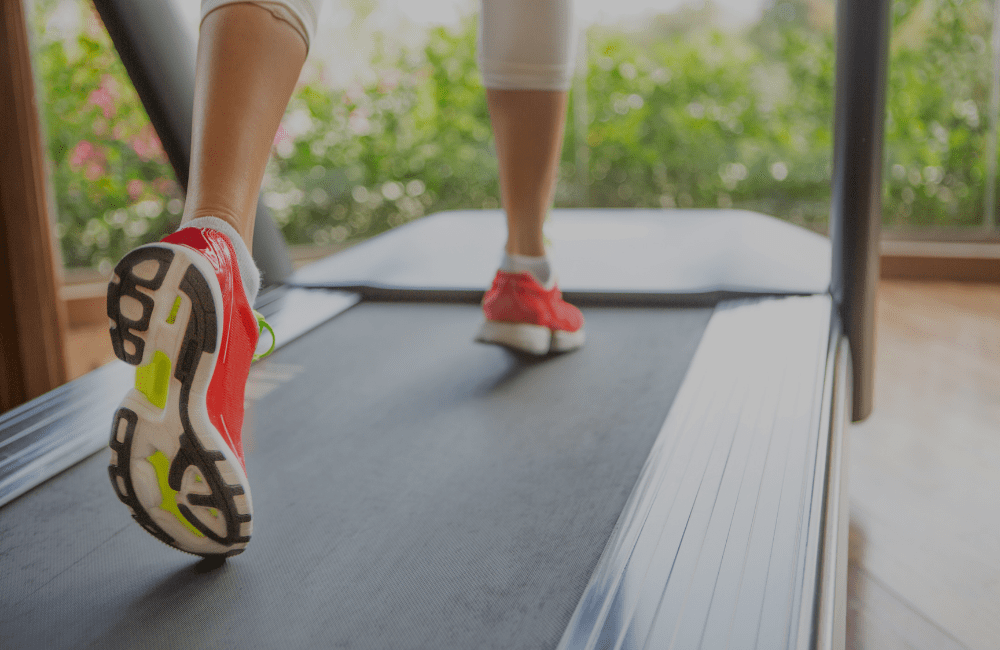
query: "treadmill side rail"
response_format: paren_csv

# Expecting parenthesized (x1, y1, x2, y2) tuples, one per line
(802, 334, 851, 650)
(557, 295, 848, 650)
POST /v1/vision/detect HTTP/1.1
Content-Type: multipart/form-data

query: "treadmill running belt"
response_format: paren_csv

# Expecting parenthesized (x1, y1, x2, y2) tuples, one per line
(1, 303, 711, 649)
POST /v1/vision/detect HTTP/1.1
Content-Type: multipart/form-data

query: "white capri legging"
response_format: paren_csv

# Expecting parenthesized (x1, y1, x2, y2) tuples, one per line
(200, 0, 576, 91)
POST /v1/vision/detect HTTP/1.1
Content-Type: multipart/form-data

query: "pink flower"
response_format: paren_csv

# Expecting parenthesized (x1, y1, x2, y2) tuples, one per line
(273, 124, 291, 146)
(87, 76, 119, 119)
(128, 179, 144, 201)
(70, 141, 95, 167)
(87, 87, 113, 119)
(378, 70, 401, 94)
(130, 135, 152, 160)
(344, 81, 365, 105)
(154, 177, 178, 195)
(85, 160, 104, 181)
(130, 125, 165, 162)
(348, 110, 371, 135)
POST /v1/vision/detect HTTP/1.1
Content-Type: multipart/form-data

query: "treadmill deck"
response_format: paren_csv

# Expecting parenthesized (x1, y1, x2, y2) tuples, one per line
(1, 304, 711, 649)
(0, 209, 845, 649)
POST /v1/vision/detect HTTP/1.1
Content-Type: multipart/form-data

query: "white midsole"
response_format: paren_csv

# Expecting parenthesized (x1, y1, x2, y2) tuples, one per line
(475, 320, 585, 355)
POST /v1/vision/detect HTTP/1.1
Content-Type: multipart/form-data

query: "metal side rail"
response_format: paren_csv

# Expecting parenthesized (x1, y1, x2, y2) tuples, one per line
(558, 295, 850, 650)
(0, 287, 357, 508)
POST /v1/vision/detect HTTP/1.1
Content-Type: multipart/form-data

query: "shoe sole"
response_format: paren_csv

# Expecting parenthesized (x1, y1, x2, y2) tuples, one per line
(475, 320, 585, 355)
(107, 244, 252, 557)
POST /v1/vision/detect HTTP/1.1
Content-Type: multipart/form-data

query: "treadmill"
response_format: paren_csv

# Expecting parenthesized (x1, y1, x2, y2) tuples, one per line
(0, 0, 888, 648)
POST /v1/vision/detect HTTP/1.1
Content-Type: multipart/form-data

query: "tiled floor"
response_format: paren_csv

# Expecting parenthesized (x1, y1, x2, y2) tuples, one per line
(64, 280, 1000, 648)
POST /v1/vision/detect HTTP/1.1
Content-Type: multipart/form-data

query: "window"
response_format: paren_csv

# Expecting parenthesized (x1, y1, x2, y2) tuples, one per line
(31, 0, 1000, 277)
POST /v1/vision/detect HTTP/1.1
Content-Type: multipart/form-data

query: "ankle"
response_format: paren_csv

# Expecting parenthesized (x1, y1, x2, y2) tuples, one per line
(179, 216, 262, 306)
(505, 242, 546, 257)
(183, 207, 254, 252)
(501, 252, 552, 285)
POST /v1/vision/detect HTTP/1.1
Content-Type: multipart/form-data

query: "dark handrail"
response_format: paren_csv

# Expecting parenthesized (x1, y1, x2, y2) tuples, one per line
(830, 0, 891, 422)
(90, 0, 292, 287)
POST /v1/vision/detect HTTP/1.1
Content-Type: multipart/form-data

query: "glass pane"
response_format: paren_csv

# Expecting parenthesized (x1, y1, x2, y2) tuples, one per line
(883, 0, 995, 234)
(264, 0, 839, 245)
(33, 0, 1000, 273)
(30, 0, 184, 274)
(568, 1, 835, 232)
(262, 0, 496, 247)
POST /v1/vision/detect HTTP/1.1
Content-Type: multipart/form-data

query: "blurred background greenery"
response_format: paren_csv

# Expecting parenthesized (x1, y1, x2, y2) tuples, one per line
(29, 0, 999, 272)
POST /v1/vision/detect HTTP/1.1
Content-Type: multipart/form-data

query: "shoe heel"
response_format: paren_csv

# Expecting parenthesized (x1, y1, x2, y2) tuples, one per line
(476, 320, 552, 355)
(107, 247, 175, 366)
(551, 327, 586, 352)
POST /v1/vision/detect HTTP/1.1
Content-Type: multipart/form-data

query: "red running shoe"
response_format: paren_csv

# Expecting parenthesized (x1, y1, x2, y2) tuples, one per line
(106, 227, 265, 557)
(476, 270, 585, 355)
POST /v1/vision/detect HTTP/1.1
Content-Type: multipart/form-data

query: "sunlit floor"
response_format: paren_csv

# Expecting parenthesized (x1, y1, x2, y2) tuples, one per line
(63, 280, 1000, 648)
(65, 322, 115, 379)
(849, 281, 1000, 650)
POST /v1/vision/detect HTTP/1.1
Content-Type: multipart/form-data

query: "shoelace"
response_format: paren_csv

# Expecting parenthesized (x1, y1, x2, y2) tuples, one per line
(253, 311, 276, 362)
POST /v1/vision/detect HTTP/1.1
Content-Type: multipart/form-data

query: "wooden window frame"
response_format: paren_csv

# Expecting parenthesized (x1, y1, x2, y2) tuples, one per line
(0, 0, 69, 412)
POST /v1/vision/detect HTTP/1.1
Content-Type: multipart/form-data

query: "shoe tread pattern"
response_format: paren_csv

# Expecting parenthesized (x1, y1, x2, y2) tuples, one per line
(107, 247, 173, 365)
(107, 247, 251, 557)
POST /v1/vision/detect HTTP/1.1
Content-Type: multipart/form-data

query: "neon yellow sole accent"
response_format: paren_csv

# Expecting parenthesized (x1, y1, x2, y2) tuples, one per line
(210, 508, 219, 518)
(147, 451, 204, 538)
(135, 350, 171, 409)
(166, 296, 182, 324)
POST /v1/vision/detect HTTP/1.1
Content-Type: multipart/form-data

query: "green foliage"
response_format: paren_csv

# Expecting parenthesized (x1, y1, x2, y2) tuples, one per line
(573, 24, 834, 228)
(262, 25, 498, 246)
(883, 0, 994, 228)
(31, 0, 1000, 269)
(33, 0, 181, 271)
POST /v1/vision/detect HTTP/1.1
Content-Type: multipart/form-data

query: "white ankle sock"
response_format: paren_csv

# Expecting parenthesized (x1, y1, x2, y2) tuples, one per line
(180, 217, 261, 307)
(501, 252, 552, 285)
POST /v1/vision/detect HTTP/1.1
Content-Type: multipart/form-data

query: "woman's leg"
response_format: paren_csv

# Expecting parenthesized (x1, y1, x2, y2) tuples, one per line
(479, 0, 575, 261)
(476, 0, 584, 354)
(487, 89, 568, 257)
(181, 2, 309, 250)
(107, 1, 317, 558)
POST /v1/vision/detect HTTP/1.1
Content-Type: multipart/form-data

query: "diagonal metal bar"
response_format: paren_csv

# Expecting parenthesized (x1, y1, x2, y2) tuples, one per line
(90, 0, 292, 287)
(828, 0, 891, 422)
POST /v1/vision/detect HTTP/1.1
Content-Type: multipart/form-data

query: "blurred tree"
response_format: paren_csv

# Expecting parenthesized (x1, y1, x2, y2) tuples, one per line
(30, 0, 1000, 268)
(882, 0, 994, 229)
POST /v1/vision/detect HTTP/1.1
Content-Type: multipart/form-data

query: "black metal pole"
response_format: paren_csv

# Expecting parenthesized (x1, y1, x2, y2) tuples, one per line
(829, 0, 891, 422)
(91, 0, 293, 288)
